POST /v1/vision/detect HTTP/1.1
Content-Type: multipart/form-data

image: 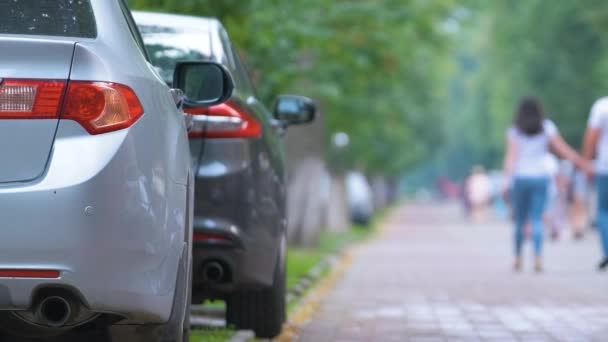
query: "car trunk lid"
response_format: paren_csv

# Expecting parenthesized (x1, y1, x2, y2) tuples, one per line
(0, 38, 75, 183)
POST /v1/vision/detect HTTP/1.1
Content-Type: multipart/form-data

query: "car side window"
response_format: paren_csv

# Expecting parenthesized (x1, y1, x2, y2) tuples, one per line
(219, 27, 272, 120)
(218, 28, 254, 96)
(219, 29, 237, 71)
(118, 0, 150, 61)
(233, 49, 257, 97)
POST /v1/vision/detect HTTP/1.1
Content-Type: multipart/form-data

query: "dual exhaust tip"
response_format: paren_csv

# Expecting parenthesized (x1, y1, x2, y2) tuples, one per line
(35, 296, 73, 328)
(202, 261, 227, 283)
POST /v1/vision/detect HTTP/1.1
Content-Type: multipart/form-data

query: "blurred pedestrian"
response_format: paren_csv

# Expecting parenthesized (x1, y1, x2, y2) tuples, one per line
(466, 166, 491, 222)
(490, 170, 508, 220)
(460, 179, 472, 218)
(503, 97, 589, 272)
(582, 97, 608, 270)
(570, 167, 589, 240)
(543, 154, 569, 240)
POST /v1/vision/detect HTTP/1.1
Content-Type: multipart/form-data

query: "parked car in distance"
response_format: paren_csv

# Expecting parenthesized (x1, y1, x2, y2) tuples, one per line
(346, 171, 374, 225)
(0, 1, 232, 341)
(134, 11, 317, 338)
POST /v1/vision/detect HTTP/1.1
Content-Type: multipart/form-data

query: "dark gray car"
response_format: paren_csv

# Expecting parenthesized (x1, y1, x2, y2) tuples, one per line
(134, 12, 316, 338)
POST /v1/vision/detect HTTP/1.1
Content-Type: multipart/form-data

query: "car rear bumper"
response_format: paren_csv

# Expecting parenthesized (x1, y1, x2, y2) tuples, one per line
(190, 138, 282, 298)
(191, 219, 276, 298)
(0, 121, 187, 324)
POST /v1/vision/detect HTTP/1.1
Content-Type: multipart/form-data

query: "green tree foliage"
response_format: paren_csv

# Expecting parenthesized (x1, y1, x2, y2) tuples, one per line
(128, 0, 457, 177)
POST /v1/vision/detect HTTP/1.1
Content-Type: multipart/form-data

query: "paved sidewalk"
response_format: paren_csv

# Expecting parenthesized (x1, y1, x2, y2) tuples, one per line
(296, 203, 608, 342)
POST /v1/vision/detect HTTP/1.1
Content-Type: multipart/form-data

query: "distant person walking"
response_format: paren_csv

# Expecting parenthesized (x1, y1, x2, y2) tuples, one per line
(582, 97, 608, 270)
(570, 167, 589, 240)
(503, 97, 589, 272)
(543, 154, 569, 240)
(466, 166, 492, 222)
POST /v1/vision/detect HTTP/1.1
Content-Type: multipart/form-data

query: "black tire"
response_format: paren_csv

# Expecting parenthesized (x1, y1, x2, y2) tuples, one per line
(226, 256, 286, 339)
(108, 254, 191, 342)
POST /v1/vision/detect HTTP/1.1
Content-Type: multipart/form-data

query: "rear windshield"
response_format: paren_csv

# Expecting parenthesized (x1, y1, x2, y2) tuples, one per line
(0, 0, 97, 38)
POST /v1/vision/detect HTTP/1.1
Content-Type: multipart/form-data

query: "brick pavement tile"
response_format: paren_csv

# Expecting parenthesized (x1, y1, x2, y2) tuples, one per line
(442, 330, 478, 339)
(377, 306, 407, 318)
(408, 337, 447, 342)
(406, 315, 438, 324)
(502, 322, 537, 333)
(468, 315, 500, 324)
(380, 336, 409, 342)
(515, 334, 555, 342)
(552, 336, 591, 342)
(404, 322, 443, 334)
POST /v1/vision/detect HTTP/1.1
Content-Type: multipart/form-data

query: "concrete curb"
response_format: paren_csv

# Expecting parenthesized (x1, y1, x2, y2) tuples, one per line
(286, 254, 340, 306)
(276, 250, 354, 341)
(227, 330, 256, 342)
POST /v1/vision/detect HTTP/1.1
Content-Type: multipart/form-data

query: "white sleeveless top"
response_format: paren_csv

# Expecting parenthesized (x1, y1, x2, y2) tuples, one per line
(507, 119, 558, 177)
(589, 97, 608, 174)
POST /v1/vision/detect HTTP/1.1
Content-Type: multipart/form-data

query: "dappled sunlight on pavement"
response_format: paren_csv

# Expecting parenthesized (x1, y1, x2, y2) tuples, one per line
(295, 202, 608, 341)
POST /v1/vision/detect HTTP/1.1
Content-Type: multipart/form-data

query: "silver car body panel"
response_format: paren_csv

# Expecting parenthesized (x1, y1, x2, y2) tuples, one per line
(197, 139, 251, 178)
(0, 0, 192, 324)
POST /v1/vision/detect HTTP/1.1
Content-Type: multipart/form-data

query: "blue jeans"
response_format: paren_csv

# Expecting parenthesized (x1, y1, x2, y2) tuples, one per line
(596, 175, 608, 258)
(512, 177, 549, 257)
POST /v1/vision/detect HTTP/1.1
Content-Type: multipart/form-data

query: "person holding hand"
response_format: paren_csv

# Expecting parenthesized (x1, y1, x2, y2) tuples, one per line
(582, 97, 608, 270)
(504, 97, 590, 272)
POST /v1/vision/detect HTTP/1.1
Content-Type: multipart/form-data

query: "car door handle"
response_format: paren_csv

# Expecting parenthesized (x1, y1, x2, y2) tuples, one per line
(271, 119, 287, 137)
(170, 88, 184, 107)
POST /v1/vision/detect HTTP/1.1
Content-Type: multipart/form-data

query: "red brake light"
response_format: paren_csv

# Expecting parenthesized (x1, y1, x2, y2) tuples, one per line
(0, 269, 60, 279)
(193, 232, 232, 243)
(63, 81, 144, 135)
(0, 79, 66, 119)
(186, 102, 261, 139)
(0, 79, 144, 135)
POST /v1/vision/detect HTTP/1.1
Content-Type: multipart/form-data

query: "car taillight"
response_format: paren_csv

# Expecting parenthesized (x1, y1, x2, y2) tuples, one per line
(63, 81, 144, 135)
(0, 269, 60, 279)
(193, 232, 232, 242)
(185, 102, 261, 139)
(0, 79, 66, 119)
(0, 78, 143, 135)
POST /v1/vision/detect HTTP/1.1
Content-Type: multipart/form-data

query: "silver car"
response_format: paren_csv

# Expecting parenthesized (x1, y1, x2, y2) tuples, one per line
(0, 1, 232, 341)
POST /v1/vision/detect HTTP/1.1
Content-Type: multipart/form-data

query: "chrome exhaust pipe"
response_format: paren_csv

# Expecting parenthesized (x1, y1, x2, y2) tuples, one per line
(202, 261, 225, 283)
(36, 296, 72, 328)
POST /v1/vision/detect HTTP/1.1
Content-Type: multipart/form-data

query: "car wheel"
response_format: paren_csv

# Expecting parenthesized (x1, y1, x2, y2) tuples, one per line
(108, 254, 191, 342)
(226, 253, 286, 339)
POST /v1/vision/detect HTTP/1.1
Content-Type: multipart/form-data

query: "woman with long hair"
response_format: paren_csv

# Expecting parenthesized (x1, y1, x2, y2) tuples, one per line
(503, 97, 589, 272)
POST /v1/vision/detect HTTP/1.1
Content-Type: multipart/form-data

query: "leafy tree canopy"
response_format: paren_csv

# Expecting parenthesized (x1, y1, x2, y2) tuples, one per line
(129, 0, 457, 177)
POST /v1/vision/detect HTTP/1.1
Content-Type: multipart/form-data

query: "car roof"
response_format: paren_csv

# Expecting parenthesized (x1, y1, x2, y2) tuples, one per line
(133, 11, 223, 34)
(133, 11, 228, 62)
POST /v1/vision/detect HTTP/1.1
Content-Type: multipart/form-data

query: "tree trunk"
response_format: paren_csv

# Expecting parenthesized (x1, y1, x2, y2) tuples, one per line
(284, 108, 335, 247)
(286, 158, 330, 247)
(327, 174, 349, 233)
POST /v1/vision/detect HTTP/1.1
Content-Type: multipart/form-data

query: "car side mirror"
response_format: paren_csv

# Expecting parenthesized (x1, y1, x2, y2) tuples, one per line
(273, 95, 316, 125)
(173, 61, 234, 107)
